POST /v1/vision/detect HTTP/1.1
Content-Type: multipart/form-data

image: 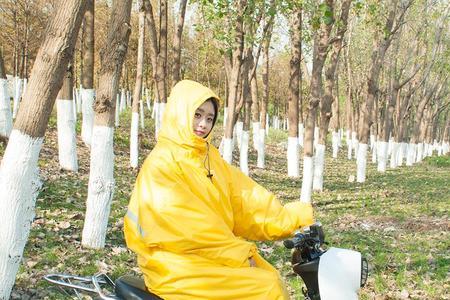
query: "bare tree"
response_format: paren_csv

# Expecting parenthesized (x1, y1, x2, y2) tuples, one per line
(82, 0, 132, 249)
(0, 1, 86, 296)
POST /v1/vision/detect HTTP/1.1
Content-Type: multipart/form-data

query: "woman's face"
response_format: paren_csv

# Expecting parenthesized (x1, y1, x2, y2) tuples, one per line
(193, 100, 215, 138)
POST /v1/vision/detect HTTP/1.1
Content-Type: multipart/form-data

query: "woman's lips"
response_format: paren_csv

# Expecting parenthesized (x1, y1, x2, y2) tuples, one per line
(194, 130, 205, 135)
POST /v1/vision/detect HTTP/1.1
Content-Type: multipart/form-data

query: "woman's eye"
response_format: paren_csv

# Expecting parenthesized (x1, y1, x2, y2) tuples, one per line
(195, 113, 201, 118)
(207, 117, 213, 122)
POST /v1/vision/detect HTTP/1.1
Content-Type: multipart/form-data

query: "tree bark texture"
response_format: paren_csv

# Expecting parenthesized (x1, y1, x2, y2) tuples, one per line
(81, 0, 94, 89)
(288, 6, 301, 138)
(171, 0, 188, 86)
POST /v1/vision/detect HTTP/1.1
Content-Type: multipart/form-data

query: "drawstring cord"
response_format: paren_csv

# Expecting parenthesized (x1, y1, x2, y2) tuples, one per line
(204, 142, 213, 180)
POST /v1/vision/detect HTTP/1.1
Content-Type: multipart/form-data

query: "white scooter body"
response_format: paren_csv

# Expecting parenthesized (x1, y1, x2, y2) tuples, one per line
(318, 247, 363, 300)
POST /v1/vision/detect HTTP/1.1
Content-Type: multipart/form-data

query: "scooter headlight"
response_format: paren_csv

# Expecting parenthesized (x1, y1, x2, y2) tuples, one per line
(361, 256, 368, 287)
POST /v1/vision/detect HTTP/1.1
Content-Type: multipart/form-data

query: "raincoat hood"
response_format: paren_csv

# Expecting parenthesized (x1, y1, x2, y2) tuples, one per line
(158, 80, 221, 148)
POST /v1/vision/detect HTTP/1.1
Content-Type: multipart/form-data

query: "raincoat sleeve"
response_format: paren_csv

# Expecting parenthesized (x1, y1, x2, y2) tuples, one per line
(227, 165, 314, 241)
(126, 158, 257, 268)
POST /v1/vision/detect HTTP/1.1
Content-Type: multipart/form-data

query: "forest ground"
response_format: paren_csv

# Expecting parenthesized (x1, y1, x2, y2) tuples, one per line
(1, 108, 449, 300)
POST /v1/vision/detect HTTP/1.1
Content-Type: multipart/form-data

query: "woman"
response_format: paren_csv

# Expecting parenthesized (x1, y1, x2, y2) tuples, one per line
(124, 80, 314, 299)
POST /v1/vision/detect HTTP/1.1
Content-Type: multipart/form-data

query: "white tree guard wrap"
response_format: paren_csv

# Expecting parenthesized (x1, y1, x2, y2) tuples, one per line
(120, 89, 127, 112)
(416, 143, 424, 163)
(371, 140, 377, 164)
(377, 141, 388, 172)
(397, 142, 407, 166)
(252, 122, 260, 150)
(356, 143, 368, 182)
(0, 130, 43, 298)
(298, 123, 304, 148)
(300, 156, 314, 203)
(76, 87, 82, 113)
(318, 247, 362, 300)
(332, 131, 339, 158)
(406, 143, 416, 166)
(223, 138, 233, 164)
(57, 99, 78, 171)
(287, 137, 299, 177)
(81, 88, 95, 146)
(257, 128, 266, 168)
(426, 143, 433, 157)
(12, 77, 22, 119)
(389, 142, 399, 169)
(235, 121, 243, 151)
(139, 100, 145, 129)
(0, 78, 12, 137)
(239, 131, 249, 175)
(130, 112, 139, 168)
(313, 144, 326, 191)
(82, 126, 115, 249)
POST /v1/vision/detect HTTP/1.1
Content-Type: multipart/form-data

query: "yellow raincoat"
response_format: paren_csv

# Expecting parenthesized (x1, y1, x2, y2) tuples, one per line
(124, 80, 314, 299)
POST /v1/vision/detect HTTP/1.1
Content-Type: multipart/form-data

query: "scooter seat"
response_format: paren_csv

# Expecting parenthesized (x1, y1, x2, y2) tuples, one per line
(115, 276, 163, 300)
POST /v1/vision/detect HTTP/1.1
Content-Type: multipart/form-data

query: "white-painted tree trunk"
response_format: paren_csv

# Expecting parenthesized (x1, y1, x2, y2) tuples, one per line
(252, 122, 260, 150)
(81, 88, 95, 146)
(126, 90, 131, 107)
(0, 130, 43, 297)
(145, 88, 151, 111)
(12, 77, 22, 119)
(406, 143, 415, 166)
(332, 131, 339, 158)
(120, 89, 127, 112)
(443, 142, 449, 155)
(314, 127, 319, 147)
(390, 142, 399, 169)
(356, 143, 368, 183)
(223, 137, 233, 164)
(287, 137, 299, 177)
(76, 87, 82, 113)
(82, 126, 115, 249)
(298, 123, 304, 148)
(397, 142, 407, 166)
(115, 94, 120, 127)
(371, 140, 377, 164)
(22, 78, 27, 97)
(72, 89, 78, 123)
(300, 156, 314, 203)
(370, 134, 375, 151)
(347, 130, 352, 160)
(265, 114, 269, 135)
(377, 141, 388, 172)
(313, 144, 326, 191)
(416, 143, 424, 163)
(130, 112, 139, 168)
(257, 128, 266, 168)
(235, 121, 243, 150)
(352, 131, 358, 158)
(0, 79, 12, 137)
(155, 102, 165, 139)
(239, 131, 249, 175)
(427, 143, 433, 157)
(139, 99, 145, 129)
(57, 99, 78, 171)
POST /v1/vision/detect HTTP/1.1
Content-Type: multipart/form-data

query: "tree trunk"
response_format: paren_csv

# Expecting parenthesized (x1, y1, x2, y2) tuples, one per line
(81, 0, 95, 146)
(240, 53, 251, 175)
(82, 0, 132, 249)
(57, 62, 78, 171)
(223, 0, 247, 164)
(0, 1, 86, 297)
(287, 5, 301, 178)
(300, 0, 334, 203)
(257, 27, 271, 168)
(0, 49, 12, 140)
(171, 0, 188, 86)
(130, 2, 146, 169)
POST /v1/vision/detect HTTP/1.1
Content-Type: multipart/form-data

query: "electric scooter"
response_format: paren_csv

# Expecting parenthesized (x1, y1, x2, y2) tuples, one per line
(44, 222, 368, 299)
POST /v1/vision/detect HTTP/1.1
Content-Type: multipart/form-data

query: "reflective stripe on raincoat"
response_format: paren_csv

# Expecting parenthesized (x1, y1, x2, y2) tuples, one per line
(124, 80, 314, 299)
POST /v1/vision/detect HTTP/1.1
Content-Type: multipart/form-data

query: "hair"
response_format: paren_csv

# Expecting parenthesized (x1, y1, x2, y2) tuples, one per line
(206, 98, 219, 127)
